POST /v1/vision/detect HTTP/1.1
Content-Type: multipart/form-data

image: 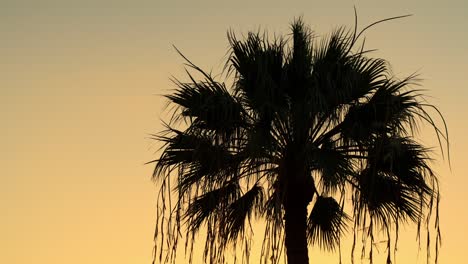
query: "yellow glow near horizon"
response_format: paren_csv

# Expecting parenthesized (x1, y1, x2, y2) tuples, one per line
(1, 1, 466, 263)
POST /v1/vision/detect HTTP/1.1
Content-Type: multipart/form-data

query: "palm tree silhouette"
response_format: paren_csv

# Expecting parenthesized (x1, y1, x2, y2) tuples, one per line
(150, 17, 448, 264)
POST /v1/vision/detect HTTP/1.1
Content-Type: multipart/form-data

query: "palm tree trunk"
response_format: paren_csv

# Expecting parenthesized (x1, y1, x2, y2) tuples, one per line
(281, 148, 314, 264)
(284, 200, 309, 264)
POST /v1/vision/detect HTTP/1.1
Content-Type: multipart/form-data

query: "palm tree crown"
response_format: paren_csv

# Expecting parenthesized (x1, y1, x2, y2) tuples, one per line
(150, 18, 448, 264)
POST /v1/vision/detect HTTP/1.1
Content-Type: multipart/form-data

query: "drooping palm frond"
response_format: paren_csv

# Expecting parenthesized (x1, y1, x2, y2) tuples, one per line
(355, 168, 424, 224)
(350, 135, 438, 233)
(183, 183, 265, 264)
(151, 128, 242, 193)
(185, 182, 241, 233)
(306, 139, 356, 194)
(308, 196, 349, 251)
(221, 184, 265, 242)
(367, 136, 434, 195)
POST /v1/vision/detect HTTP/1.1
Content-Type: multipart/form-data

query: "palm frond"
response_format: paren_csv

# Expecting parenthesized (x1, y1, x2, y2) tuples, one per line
(309, 27, 354, 114)
(284, 18, 314, 101)
(185, 183, 240, 233)
(308, 196, 349, 251)
(356, 168, 424, 224)
(221, 184, 265, 242)
(228, 30, 287, 116)
(152, 129, 241, 193)
(341, 76, 421, 142)
(368, 136, 433, 195)
(168, 73, 246, 140)
(307, 139, 356, 194)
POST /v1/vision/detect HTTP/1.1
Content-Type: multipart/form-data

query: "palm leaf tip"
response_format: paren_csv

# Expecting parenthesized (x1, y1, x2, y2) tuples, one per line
(307, 196, 349, 251)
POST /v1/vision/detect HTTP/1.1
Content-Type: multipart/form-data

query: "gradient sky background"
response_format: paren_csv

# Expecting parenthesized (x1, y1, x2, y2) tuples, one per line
(2, 0, 467, 263)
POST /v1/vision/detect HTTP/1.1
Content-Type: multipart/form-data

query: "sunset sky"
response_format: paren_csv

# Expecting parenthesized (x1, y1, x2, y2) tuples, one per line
(2, 0, 467, 263)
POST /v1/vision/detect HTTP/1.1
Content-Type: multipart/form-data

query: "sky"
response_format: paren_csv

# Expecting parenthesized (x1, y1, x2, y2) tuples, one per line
(1, 0, 467, 263)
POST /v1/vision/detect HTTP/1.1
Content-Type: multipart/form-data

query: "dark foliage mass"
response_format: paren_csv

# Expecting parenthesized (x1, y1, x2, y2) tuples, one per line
(150, 16, 448, 264)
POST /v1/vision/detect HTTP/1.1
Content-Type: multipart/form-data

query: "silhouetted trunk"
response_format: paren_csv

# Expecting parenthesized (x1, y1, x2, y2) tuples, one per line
(281, 145, 314, 264)
(282, 175, 314, 264)
(284, 200, 309, 264)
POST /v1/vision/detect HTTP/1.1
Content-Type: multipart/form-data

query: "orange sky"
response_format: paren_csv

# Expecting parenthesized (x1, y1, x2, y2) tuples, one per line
(1, 1, 467, 263)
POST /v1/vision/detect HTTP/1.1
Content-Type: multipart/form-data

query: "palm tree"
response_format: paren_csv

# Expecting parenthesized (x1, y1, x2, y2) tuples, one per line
(150, 17, 448, 264)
